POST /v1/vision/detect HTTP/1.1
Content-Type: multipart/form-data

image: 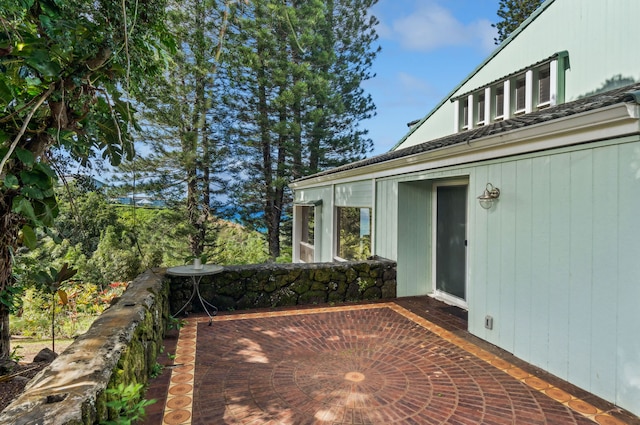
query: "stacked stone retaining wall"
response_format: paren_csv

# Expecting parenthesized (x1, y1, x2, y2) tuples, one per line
(169, 258, 397, 314)
(0, 269, 169, 425)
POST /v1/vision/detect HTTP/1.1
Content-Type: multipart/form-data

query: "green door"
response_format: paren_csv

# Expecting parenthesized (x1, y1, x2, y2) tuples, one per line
(435, 184, 467, 304)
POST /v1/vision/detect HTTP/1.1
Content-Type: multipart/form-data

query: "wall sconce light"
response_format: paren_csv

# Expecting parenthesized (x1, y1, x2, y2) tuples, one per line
(477, 183, 500, 209)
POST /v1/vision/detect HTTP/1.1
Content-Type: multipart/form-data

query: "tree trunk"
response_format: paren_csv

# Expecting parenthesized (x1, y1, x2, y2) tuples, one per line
(0, 304, 10, 360)
(0, 200, 22, 359)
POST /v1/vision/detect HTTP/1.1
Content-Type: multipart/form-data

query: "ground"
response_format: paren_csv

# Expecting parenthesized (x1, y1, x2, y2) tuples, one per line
(0, 338, 73, 413)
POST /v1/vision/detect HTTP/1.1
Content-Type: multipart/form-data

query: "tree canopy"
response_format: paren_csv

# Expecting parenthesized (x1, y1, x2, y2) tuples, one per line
(493, 0, 544, 44)
(0, 0, 171, 359)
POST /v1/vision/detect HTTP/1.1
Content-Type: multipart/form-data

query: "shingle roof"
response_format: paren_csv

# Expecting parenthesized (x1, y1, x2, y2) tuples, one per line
(293, 82, 640, 183)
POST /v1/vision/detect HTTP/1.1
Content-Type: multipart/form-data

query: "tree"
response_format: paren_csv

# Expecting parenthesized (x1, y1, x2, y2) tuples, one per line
(492, 0, 543, 44)
(224, 0, 380, 259)
(0, 0, 170, 359)
(113, 0, 235, 260)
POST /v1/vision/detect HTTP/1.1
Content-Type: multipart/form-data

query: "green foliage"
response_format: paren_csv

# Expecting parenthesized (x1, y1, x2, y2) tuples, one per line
(0, 0, 172, 358)
(10, 282, 127, 339)
(224, 0, 380, 259)
(492, 0, 544, 44)
(102, 383, 156, 425)
(150, 362, 163, 379)
(166, 316, 185, 332)
(9, 345, 23, 363)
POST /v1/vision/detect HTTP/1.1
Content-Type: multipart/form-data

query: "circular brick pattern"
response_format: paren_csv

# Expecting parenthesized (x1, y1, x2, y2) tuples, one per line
(192, 308, 599, 424)
(167, 395, 192, 410)
(163, 409, 191, 425)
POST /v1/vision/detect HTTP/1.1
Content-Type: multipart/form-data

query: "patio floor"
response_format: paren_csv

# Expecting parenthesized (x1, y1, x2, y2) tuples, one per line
(143, 297, 639, 425)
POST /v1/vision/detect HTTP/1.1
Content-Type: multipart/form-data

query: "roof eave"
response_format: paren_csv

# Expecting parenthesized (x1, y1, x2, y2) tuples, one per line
(389, 0, 557, 151)
(290, 102, 639, 189)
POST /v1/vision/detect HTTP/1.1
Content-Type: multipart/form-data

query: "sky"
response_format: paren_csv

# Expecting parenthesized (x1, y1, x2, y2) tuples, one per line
(363, 0, 501, 155)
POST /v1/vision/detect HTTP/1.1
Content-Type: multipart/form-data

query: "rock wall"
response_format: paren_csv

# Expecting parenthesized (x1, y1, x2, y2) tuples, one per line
(0, 258, 396, 424)
(169, 258, 397, 314)
(0, 269, 169, 425)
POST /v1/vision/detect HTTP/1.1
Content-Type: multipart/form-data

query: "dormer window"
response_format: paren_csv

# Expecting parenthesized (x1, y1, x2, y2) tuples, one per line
(477, 93, 485, 125)
(495, 86, 505, 119)
(452, 52, 568, 133)
(514, 76, 526, 114)
(538, 65, 551, 106)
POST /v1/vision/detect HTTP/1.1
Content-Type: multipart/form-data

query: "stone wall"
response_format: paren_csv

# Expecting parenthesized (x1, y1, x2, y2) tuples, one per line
(0, 259, 396, 424)
(0, 269, 169, 425)
(169, 258, 397, 314)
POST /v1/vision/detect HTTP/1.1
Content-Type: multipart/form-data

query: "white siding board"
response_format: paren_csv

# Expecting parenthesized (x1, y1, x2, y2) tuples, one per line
(546, 154, 571, 379)
(335, 180, 372, 207)
(376, 180, 398, 262)
(485, 165, 503, 347)
(615, 143, 640, 411)
(513, 159, 533, 361)
(470, 166, 490, 339)
(590, 146, 619, 401)
(498, 162, 517, 353)
(528, 156, 551, 370)
(567, 150, 593, 390)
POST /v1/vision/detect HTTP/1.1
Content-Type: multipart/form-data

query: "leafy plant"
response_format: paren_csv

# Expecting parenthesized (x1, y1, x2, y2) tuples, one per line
(150, 362, 163, 379)
(9, 345, 23, 363)
(34, 263, 77, 353)
(102, 383, 156, 425)
(166, 316, 185, 331)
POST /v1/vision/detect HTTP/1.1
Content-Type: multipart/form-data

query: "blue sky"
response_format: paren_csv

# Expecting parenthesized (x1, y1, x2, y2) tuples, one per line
(363, 0, 501, 155)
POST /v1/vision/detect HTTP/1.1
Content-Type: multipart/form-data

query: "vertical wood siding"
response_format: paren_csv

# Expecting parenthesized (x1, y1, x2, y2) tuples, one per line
(468, 138, 640, 414)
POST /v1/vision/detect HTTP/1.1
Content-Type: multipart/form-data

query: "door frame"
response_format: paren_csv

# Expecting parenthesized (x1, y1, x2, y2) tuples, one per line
(431, 178, 469, 308)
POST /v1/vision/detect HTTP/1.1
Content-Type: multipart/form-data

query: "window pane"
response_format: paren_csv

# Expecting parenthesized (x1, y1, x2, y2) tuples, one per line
(495, 86, 504, 117)
(337, 207, 371, 260)
(538, 66, 551, 104)
(515, 78, 526, 111)
(477, 93, 485, 123)
(301, 207, 314, 245)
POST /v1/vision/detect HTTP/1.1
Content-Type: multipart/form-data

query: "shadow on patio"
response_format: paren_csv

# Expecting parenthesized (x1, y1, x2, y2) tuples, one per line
(143, 297, 639, 425)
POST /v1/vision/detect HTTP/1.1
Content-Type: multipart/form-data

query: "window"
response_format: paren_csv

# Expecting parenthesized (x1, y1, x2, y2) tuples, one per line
(452, 53, 567, 132)
(477, 93, 485, 125)
(461, 102, 469, 129)
(299, 206, 315, 262)
(538, 65, 551, 106)
(495, 86, 504, 119)
(336, 207, 371, 261)
(514, 76, 526, 113)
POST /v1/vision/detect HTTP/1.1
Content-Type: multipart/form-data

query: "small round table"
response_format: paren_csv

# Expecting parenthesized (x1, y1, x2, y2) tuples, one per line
(166, 264, 223, 325)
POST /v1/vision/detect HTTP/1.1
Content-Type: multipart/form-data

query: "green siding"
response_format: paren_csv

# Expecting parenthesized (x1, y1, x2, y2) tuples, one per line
(615, 142, 640, 411)
(398, 0, 640, 150)
(397, 182, 431, 297)
(335, 180, 372, 207)
(466, 138, 640, 414)
(370, 137, 640, 414)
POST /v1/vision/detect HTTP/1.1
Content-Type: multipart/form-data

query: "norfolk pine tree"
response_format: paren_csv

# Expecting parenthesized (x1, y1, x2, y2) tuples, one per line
(224, 0, 380, 259)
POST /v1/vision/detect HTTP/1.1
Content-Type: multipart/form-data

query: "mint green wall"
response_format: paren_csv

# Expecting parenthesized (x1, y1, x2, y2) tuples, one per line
(370, 137, 640, 414)
(335, 180, 372, 207)
(466, 137, 640, 415)
(399, 0, 640, 149)
(294, 138, 640, 415)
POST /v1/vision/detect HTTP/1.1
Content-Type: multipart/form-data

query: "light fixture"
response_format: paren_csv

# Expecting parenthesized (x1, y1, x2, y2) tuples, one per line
(477, 183, 500, 209)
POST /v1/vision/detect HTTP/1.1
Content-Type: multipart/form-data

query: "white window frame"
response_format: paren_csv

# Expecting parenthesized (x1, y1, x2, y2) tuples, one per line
(293, 202, 321, 263)
(333, 205, 372, 262)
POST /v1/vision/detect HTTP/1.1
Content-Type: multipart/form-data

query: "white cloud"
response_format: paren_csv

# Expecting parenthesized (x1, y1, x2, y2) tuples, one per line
(391, 2, 497, 52)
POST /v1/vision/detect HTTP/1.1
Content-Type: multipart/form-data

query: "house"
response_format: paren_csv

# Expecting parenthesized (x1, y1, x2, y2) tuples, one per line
(289, 0, 640, 417)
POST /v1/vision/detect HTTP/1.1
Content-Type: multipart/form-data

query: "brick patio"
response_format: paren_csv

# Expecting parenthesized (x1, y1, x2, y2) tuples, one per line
(143, 298, 639, 425)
